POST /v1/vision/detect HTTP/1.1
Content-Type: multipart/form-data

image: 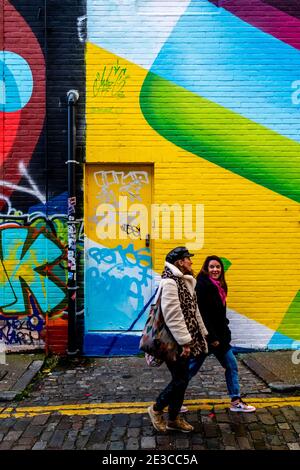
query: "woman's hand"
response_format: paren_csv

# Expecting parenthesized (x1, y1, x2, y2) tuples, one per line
(211, 340, 220, 348)
(180, 344, 191, 358)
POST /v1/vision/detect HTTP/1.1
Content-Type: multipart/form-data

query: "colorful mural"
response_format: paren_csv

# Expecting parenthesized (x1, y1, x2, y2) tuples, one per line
(86, 0, 300, 353)
(84, 164, 154, 354)
(0, 0, 85, 353)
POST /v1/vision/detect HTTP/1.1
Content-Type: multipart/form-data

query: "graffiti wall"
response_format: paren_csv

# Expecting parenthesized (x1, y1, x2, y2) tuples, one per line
(86, 0, 300, 353)
(0, 0, 85, 353)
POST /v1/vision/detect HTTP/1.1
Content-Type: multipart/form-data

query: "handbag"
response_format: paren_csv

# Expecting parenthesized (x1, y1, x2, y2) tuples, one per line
(139, 286, 178, 363)
(145, 353, 163, 368)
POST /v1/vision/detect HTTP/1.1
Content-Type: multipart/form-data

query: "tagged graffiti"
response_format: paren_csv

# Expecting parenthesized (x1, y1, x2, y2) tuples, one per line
(86, 243, 153, 330)
(0, 226, 67, 316)
(93, 60, 129, 98)
(0, 312, 44, 346)
(0, 293, 45, 346)
(94, 170, 149, 204)
(120, 223, 141, 239)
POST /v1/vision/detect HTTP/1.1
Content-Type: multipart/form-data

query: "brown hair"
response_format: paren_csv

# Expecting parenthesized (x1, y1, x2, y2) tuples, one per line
(197, 255, 227, 292)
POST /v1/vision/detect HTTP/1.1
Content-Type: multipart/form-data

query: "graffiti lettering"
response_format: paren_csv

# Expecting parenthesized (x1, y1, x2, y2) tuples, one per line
(0, 227, 66, 315)
(0, 313, 44, 346)
(120, 223, 141, 239)
(68, 197, 76, 219)
(0, 161, 46, 209)
(93, 60, 129, 98)
(87, 243, 153, 329)
(77, 15, 87, 43)
(94, 170, 149, 204)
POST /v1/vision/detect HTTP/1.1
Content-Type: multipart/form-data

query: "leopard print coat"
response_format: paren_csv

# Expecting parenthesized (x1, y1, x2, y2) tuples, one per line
(161, 265, 208, 356)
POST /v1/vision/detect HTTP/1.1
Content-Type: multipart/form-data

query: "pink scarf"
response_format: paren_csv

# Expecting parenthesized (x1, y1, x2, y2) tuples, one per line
(209, 277, 227, 306)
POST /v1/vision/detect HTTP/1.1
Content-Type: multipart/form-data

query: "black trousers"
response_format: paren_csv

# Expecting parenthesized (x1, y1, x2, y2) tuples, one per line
(155, 355, 190, 421)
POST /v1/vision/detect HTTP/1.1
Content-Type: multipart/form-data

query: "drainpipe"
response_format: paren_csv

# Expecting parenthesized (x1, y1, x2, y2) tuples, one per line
(66, 89, 80, 356)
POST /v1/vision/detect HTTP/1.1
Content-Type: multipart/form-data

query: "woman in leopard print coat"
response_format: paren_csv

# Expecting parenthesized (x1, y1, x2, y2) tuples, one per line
(148, 247, 208, 434)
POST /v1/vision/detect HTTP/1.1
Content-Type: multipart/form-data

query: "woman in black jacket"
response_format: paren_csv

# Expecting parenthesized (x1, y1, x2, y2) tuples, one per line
(189, 255, 256, 412)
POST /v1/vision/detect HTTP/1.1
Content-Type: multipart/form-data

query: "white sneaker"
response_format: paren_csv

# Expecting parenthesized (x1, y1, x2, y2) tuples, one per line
(180, 405, 188, 413)
(230, 399, 256, 413)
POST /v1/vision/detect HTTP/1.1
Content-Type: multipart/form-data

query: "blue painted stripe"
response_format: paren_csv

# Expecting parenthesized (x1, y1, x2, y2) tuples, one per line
(150, 0, 300, 143)
(84, 333, 141, 356)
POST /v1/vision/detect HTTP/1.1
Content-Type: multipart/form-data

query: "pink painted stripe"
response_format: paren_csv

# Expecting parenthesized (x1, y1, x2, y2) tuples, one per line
(217, 0, 300, 50)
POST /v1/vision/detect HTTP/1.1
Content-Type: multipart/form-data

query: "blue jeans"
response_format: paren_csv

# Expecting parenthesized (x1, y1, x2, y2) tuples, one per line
(188, 347, 240, 399)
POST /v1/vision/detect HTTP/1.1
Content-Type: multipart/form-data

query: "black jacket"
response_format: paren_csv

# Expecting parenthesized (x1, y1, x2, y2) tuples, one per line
(195, 275, 231, 354)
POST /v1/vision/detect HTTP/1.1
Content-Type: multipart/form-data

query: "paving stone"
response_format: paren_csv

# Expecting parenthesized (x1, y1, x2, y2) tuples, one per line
(175, 438, 189, 449)
(89, 443, 108, 450)
(3, 430, 23, 441)
(191, 434, 204, 445)
(127, 428, 140, 438)
(274, 414, 287, 423)
(4, 355, 300, 451)
(110, 427, 126, 441)
(40, 431, 54, 441)
(156, 435, 172, 447)
(237, 436, 252, 449)
(32, 441, 47, 450)
(22, 426, 44, 439)
(258, 413, 276, 425)
(280, 430, 298, 443)
(270, 445, 288, 450)
(113, 415, 129, 426)
(287, 443, 300, 450)
(0, 441, 14, 450)
(46, 423, 58, 432)
(17, 437, 37, 447)
(280, 408, 298, 421)
(215, 412, 230, 423)
(62, 440, 76, 450)
(253, 441, 268, 450)
(222, 433, 237, 447)
(87, 429, 109, 444)
(278, 423, 290, 430)
(250, 430, 265, 441)
(48, 430, 67, 449)
(267, 435, 283, 446)
(108, 441, 125, 450)
(12, 420, 31, 431)
(11, 446, 29, 450)
(31, 414, 50, 426)
(203, 424, 219, 438)
(141, 436, 156, 449)
(126, 438, 140, 450)
(0, 419, 15, 430)
(242, 413, 258, 423)
(206, 438, 221, 450)
(230, 423, 247, 437)
(76, 434, 90, 449)
(291, 422, 300, 434)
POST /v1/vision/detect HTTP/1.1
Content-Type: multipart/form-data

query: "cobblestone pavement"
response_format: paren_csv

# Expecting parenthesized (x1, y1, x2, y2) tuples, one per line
(1, 356, 300, 451)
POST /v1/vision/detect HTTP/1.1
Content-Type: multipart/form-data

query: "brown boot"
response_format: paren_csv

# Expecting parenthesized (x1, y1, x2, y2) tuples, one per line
(166, 416, 194, 433)
(148, 405, 166, 432)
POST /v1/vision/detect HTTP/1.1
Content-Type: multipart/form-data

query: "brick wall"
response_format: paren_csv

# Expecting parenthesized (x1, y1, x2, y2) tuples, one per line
(85, 0, 300, 352)
(0, 0, 85, 355)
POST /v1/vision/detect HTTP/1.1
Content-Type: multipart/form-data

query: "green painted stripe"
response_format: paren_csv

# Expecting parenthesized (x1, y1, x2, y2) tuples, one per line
(140, 72, 300, 203)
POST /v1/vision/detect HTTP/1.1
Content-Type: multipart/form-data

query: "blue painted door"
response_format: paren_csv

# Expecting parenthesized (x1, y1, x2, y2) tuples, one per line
(84, 164, 154, 355)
